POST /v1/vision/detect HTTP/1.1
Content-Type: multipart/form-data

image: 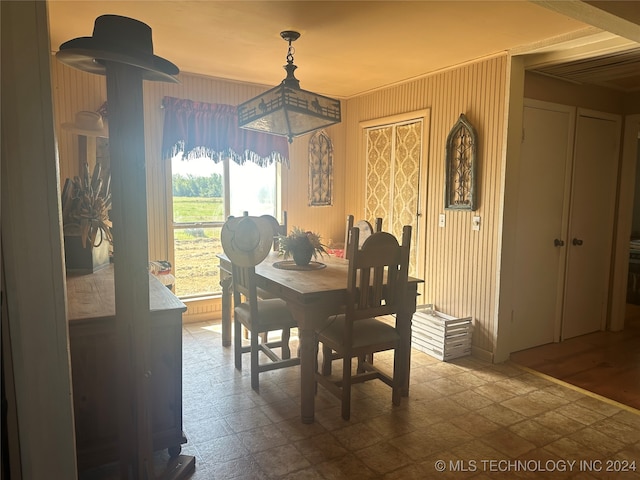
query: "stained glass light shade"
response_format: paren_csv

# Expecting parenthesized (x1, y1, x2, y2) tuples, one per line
(238, 31, 341, 144)
(238, 84, 341, 143)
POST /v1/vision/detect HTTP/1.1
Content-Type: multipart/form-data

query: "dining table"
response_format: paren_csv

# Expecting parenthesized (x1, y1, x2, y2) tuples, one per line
(217, 251, 423, 424)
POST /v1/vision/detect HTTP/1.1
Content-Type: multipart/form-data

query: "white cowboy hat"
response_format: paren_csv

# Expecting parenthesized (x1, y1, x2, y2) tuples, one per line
(56, 14, 179, 83)
(62, 111, 108, 137)
(221, 216, 274, 267)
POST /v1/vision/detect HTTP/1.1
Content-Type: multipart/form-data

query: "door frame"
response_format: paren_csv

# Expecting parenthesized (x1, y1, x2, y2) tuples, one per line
(610, 114, 640, 331)
(359, 109, 431, 298)
(500, 99, 630, 358)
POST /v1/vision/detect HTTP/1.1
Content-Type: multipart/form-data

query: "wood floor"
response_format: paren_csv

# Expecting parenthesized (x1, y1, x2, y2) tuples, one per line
(510, 304, 640, 411)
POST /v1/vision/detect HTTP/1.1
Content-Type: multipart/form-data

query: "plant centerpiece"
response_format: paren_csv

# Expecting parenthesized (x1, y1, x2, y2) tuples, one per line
(61, 162, 113, 272)
(278, 227, 326, 266)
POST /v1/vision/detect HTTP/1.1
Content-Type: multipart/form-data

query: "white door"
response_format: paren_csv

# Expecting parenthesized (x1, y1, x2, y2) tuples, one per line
(511, 100, 575, 352)
(562, 111, 621, 339)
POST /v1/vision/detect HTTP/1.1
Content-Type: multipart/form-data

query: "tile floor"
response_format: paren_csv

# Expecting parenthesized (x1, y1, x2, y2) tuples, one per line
(83, 320, 640, 479)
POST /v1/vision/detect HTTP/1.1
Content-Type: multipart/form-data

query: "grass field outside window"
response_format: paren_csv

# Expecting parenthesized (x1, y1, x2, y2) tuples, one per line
(171, 156, 277, 298)
(172, 197, 223, 297)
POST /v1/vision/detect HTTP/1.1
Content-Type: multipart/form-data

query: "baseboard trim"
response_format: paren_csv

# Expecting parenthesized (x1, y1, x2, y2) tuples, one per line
(471, 345, 493, 363)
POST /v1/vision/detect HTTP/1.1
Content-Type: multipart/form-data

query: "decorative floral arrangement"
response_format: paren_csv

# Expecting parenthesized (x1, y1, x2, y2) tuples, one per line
(61, 162, 113, 248)
(278, 226, 327, 265)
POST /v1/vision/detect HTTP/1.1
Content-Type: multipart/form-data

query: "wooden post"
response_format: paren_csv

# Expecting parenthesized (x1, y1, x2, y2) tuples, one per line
(104, 58, 195, 480)
(104, 60, 154, 479)
(57, 15, 194, 477)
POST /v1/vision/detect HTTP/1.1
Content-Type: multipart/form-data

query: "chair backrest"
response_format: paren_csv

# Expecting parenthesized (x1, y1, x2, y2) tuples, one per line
(221, 215, 274, 323)
(345, 225, 412, 324)
(221, 215, 273, 267)
(344, 215, 354, 254)
(355, 219, 374, 244)
(344, 215, 383, 259)
(261, 211, 287, 251)
(279, 211, 288, 236)
(229, 260, 259, 311)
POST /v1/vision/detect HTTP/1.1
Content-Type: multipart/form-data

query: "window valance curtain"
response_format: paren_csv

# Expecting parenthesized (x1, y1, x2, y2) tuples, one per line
(161, 96, 289, 167)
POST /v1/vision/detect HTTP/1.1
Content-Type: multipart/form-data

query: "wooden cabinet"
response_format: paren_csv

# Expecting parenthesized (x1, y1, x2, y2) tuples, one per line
(66, 266, 187, 472)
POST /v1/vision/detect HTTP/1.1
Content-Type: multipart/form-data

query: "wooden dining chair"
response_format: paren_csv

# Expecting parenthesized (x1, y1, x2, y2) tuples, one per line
(260, 211, 287, 251)
(221, 215, 300, 391)
(236, 211, 289, 343)
(316, 224, 412, 420)
(257, 212, 287, 304)
(344, 215, 383, 259)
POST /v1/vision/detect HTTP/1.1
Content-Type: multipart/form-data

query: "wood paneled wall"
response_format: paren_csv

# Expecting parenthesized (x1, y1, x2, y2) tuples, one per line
(51, 60, 108, 182)
(51, 62, 346, 263)
(344, 55, 509, 359)
(52, 54, 511, 357)
(51, 61, 346, 321)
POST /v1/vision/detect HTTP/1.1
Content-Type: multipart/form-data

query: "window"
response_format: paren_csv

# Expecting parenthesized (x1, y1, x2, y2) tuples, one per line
(171, 154, 278, 298)
(161, 97, 288, 298)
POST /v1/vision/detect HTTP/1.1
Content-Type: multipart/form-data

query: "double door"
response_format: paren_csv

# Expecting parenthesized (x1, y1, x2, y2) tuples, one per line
(512, 100, 621, 352)
(364, 119, 424, 278)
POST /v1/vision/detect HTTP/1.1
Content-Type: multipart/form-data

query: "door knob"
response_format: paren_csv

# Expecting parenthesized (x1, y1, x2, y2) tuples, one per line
(554, 239, 565, 247)
(572, 238, 583, 246)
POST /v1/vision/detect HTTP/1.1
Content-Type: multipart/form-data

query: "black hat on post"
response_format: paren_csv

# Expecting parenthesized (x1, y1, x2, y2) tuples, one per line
(56, 14, 179, 83)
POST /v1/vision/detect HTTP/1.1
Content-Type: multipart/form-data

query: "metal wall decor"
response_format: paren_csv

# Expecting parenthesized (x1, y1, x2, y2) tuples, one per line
(445, 113, 478, 210)
(308, 130, 333, 206)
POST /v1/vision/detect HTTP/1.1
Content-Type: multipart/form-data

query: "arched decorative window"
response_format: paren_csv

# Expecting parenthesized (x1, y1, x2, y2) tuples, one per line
(445, 113, 478, 211)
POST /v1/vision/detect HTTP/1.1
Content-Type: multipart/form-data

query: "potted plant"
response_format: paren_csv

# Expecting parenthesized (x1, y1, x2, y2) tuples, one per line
(278, 227, 326, 266)
(61, 162, 113, 273)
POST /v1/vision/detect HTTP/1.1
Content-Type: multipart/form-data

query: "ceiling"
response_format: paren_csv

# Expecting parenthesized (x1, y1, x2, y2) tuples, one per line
(46, 1, 640, 98)
(528, 46, 640, 92)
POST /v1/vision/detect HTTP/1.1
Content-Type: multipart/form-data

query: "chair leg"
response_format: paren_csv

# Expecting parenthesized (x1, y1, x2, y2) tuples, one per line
(322, 345, 333, 376)
(234, 319, 242, 371)
(356, 355, 366, 374)
(281, 328, 291, 359)
(341, 355, 352, 421)
(250, 330, 259, 391)
(357, 352, 374, 373)
(391, 348, 401, 406)
(314, 340, 319, 394)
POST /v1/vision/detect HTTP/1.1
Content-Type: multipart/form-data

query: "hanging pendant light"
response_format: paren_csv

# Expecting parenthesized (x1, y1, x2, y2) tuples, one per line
(238, 31, 341, 143)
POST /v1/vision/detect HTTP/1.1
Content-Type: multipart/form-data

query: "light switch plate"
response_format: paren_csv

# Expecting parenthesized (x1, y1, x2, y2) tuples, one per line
(439, 213, 446, 228)
(472, 215, 481, 231)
